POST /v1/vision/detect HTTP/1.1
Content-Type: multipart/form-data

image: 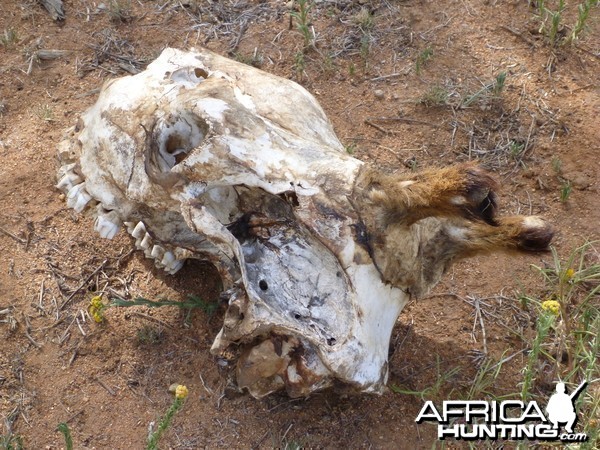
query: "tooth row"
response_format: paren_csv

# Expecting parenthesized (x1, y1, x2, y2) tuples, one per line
(56, 162, 184, 274)
(57, 164, 95, 213)
(127, 221, 185, 274)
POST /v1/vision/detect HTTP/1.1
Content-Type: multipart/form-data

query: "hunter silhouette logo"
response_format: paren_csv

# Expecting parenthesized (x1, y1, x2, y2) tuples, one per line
(546, 381, 587, 434)
(415, 381, 589, 442)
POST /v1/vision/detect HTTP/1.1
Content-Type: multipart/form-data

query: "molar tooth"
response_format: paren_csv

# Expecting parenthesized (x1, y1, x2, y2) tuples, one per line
(66, 183, 93, 213)
(94, 215, 121, 239)
(131, 221, 146, 239)
(56, 172, 83, 193)
(165, 259, 184, 274)
(57, 163, 77, 179)
(151, 244, 165, 260)
(160, 251, 184, 274)
(161, 251, 175, 266)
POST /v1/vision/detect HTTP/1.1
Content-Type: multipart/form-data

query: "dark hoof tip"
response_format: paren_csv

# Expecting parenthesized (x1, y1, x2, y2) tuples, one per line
(518, 217, 554, 251)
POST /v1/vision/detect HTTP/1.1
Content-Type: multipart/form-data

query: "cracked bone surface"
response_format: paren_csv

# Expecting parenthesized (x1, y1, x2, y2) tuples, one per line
(57, 48, 554, 398)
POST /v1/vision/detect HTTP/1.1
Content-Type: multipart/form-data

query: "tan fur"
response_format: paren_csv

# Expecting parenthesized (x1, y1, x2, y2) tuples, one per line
(352, 163, 554, 297)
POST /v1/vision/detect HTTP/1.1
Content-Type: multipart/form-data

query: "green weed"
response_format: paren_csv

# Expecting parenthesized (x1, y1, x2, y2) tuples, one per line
(344, 143, 357, 155)
(535, 0, 599, 46)
(147, 385, 189, 450)
(509, 140, 525, 160)
(521, 243, 600, 445)
(521, 311, 556, 402)
(291, 0, 313, 50)
(283, 441, 303, 450)
(294, 51, 306, 79)
(359, 34, 371, 65)
(0, 28, 19, 48)
(110, 295, 218, 316)
(568, 0, 600, 43)
(56, 423, 73, 450)
(461, 72, 506, 108)
(34, 104, 55, 122)
(551, 155, 562, 174)
(419, 84, 450, 106)
(464, 353, 509, 400)
(353, 7, 375, 32)
(559, 180, 572, 202)
(320, 52, 336, 74)
(415, 47, 433, 75)
(348, 62, 356, 77)
(0, 433, 24, 450)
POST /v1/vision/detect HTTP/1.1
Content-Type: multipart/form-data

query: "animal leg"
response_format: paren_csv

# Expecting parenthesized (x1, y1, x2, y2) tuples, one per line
(358, 162, 499, 226)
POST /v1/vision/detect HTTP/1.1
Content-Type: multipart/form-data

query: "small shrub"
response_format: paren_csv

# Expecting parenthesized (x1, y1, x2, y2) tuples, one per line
(415, 47, 433, 75)
(0, 28, 19, 48)
(419, 84, 450, 106)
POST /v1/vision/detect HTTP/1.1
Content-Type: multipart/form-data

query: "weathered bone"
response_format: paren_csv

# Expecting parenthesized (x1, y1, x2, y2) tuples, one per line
(57, 48, 553, 398)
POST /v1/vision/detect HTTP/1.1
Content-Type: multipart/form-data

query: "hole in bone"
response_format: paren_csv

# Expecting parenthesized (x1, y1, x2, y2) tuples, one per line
(258, 280, 268, 291)
(194, 67, 209, 79)
(278, 191, 299, 208)
(165, 134, 190, 164)
(327, 337, 337, 346)
(153, 114, 208, 172)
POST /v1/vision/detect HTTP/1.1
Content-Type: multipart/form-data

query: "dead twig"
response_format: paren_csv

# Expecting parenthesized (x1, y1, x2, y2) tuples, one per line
(95, 377, 116, 396)
(367, 116, 440, 128)
(199, 373, 215, 396)
(471, 296, 488, 355)
(364, 119, 391, 134)
(498, 25, 536, 47)
(0, 226, 26, 244)
(369, 66, 411, 82)
(23, 314, 42, 349)
(59, 259, 108, 311)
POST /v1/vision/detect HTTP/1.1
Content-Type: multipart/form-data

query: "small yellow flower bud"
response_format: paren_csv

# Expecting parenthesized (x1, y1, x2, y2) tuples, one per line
(175, 384, 189, 399)
(89, 295, 105, 323)
(565, 268, 575, 279)
(541, 299, 560, 316)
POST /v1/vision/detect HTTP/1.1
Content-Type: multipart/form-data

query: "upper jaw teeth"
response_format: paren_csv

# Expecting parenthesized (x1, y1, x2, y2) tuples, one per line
(57, 164, 186, 275)
(128, 221, 186, 274)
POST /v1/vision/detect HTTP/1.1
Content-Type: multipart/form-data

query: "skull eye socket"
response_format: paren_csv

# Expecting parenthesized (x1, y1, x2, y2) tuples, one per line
(151, 114, 208, 172)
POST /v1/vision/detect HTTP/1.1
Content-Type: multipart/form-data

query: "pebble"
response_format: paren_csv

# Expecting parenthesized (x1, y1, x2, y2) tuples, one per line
(374, 89, 385, 100)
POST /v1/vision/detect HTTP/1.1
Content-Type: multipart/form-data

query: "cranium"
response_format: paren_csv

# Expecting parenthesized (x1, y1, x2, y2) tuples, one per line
(57, 48, 553, 398)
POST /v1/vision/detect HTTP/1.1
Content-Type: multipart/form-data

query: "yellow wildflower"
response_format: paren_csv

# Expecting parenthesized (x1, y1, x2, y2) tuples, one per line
(541, 299, 561, 316)
(175, 384, 189, 399)
(565, 268, 575, 281)
(89, 295, 105, 323)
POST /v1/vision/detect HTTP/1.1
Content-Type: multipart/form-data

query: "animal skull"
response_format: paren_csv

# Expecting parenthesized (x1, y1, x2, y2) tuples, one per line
(57, 48, 553, 398)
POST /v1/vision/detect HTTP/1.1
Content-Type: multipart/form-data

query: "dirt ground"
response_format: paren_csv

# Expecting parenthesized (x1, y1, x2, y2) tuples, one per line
(0, 0, 599, 448)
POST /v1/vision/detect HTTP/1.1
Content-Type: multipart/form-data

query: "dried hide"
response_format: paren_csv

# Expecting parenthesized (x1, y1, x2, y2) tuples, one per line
(56, 48, 553, 398)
